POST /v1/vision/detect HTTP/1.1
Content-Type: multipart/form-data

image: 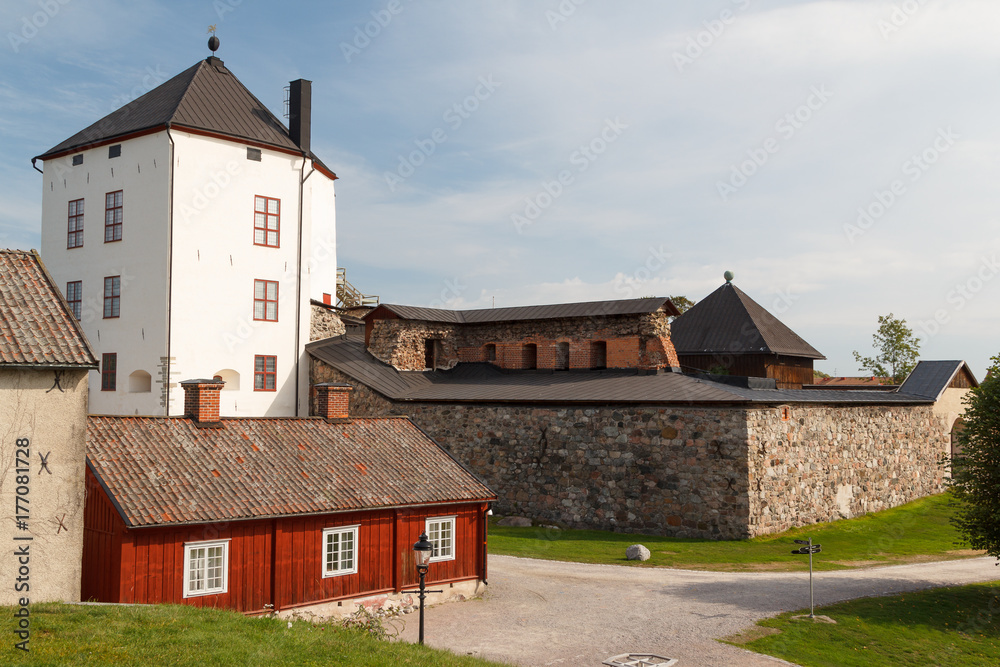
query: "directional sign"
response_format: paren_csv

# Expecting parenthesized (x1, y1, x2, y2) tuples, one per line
(794, 539, 811, 545)
(791, 545, 822, 554)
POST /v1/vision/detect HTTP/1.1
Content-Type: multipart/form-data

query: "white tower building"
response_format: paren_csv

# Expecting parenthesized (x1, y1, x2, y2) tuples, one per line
(35, 49, 338, 417)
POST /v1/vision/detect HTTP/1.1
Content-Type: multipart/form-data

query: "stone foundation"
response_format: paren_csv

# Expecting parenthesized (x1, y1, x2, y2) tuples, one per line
(277, 578, 485, 621)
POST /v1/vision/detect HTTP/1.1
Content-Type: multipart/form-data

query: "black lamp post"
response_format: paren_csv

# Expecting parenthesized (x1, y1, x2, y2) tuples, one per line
(412, 532, 433, 645)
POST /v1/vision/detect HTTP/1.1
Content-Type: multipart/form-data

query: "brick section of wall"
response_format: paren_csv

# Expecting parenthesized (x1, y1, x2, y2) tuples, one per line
(745, 405, 949, 536)
(368, 310, 681, 372)
(315, 383, 353, 419)
(181, 380, 224, 422)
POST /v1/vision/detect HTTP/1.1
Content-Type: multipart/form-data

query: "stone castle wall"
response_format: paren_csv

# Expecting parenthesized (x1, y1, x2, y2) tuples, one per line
(309, 304, 346, 341)
(308, 359, 949, 539)
(745, 404, 949, 536)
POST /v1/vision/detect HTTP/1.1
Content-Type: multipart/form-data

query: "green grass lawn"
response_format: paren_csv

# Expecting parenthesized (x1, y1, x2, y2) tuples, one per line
(731, 581, 1000, 667)
(1, 603, 506, 667)
(488, 493, 980, 571)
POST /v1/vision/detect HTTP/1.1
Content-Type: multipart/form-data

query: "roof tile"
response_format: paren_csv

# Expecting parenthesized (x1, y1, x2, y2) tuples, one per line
(0, 249, 98, 367)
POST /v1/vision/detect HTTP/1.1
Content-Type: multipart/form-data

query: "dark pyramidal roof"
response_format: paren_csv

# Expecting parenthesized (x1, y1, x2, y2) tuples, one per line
(35, 57, 303, 160)
(671, 281, 825, 360)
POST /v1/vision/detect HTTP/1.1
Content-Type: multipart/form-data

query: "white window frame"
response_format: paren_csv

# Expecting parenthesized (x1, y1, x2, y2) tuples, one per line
(322, 525, 359, 577)
(425, 516, 456, 563)
(182, 539, 230, 598)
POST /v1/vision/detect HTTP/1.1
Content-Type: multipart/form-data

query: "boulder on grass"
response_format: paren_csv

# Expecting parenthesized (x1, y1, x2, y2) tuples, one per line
(626, 544, 651, 561)
(497, 516, 532, 527)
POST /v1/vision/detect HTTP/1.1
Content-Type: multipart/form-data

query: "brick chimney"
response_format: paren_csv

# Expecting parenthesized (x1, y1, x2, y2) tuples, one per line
(181, 379, 225, 427)
(315, 383, 353, 422)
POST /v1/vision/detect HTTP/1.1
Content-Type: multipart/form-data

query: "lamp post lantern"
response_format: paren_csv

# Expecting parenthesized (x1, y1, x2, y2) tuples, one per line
(413, 532, 433, 645)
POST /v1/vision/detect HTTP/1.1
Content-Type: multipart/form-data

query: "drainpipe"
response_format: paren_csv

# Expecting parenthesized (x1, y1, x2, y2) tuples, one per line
(295, 158, 316, 415)
(165, 125, 175, 416)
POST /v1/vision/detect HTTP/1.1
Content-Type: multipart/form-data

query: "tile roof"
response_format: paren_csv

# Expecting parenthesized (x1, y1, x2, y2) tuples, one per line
(0, 249, 98, 368)
(34, 57, 334, 176)
(87, 415, 495, 528)
(368, 297, 681, 325)
(307, 337, 935, 406)
(671, 282, 825, 359)
(896, 360, 978, 400)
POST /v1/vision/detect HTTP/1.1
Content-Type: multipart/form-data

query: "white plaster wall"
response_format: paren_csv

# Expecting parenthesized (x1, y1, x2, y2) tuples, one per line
(39, 133, 171, 416)
(168, 132, 312, 417)
(0, 368, 89, 604)
(305, 170, 338, 302)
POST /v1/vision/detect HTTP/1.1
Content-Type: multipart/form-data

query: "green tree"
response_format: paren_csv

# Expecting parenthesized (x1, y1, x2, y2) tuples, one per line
(950, 355, 1000, 561)
(668, 295, 695, 316)
(852, 313, 921, 384)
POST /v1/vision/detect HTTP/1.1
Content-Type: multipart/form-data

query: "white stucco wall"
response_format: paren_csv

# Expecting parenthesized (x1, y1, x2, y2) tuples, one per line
(39, 132, 171, 417)
(39, 129, 337, 418)
(0, 368, 89, 605)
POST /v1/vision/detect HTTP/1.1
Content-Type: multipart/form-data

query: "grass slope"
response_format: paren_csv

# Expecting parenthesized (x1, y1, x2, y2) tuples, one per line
(735, 581, 1000, 667)
(488, 493, 979, 571)
(2, 603, 506, 667)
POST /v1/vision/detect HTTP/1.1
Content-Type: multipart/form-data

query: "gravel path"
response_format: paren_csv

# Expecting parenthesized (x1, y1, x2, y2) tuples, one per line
(397, 555, 1000, 666)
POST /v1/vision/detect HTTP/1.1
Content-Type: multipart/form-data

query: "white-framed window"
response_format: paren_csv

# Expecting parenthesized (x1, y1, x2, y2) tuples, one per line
(426, 516, 456, 563)
(183, 539, 229, 598)
(322, 525, 359, 577)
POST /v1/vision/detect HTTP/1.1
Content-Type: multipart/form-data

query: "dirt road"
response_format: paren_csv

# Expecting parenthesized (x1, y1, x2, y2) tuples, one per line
(397, 555, 1000, 666)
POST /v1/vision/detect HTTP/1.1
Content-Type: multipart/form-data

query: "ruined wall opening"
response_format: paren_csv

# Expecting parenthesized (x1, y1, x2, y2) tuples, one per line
(555, 342, 570, 370)
(591, 341, 607, 369)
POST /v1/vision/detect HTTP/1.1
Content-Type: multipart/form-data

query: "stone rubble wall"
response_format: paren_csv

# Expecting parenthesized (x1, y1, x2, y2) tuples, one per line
(745, 404, 949, 536)
(307, 357, 950, 539)
(309, 304, 347, 341)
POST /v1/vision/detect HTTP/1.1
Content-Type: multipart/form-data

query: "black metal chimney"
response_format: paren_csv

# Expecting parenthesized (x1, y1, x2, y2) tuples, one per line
(288, 79, 312, 153)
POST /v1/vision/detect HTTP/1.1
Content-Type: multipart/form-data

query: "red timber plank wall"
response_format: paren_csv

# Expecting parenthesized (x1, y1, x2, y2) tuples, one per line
(84, 484, 487, 613)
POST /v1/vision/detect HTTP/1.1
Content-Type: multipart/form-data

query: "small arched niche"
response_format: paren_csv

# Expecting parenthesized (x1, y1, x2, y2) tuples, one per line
(214, 369, 240, 391)
(128, 370, 151, 393)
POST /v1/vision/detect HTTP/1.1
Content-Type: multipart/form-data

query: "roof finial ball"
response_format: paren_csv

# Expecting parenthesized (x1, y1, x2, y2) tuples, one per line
(208, 25, 220, 54)
(724, 270, 734, 284)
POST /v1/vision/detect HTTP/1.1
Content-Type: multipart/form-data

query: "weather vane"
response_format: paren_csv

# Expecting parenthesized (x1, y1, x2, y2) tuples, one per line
(207, 25, 220, 54)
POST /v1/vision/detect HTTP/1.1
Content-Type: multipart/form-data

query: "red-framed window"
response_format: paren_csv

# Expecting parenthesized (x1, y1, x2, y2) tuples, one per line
(253, 196, 280, 247)
(66, 281, 82, 320)
(253, 280, 279, 321)
(254, 355, 276, 391)
(105, 190, 123, 242)
(67, 199, 84, 248)
(101, 353, 117, 391)
(103, 276, 120, 318)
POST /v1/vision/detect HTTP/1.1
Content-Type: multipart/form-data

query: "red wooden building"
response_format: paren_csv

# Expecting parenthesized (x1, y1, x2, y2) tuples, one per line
(82, 380, 495, 614)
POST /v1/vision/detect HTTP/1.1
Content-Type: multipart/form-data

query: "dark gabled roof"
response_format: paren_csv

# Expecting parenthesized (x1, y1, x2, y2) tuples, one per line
(34, 57, 333, 176)
(0, 249, 98, 368)
(87, 415, 495, 528)
(897, 360, 978, 400)
(671, 282, 825, 359)
(306, 337, 934, 406)
(367, 297, 681, 325)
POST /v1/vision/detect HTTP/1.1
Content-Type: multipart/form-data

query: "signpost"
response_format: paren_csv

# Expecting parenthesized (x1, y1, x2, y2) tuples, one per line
(791, 538, 822, 618)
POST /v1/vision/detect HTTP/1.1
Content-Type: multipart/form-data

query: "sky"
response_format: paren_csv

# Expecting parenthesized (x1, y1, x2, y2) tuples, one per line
(1, 0, 998, 379)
